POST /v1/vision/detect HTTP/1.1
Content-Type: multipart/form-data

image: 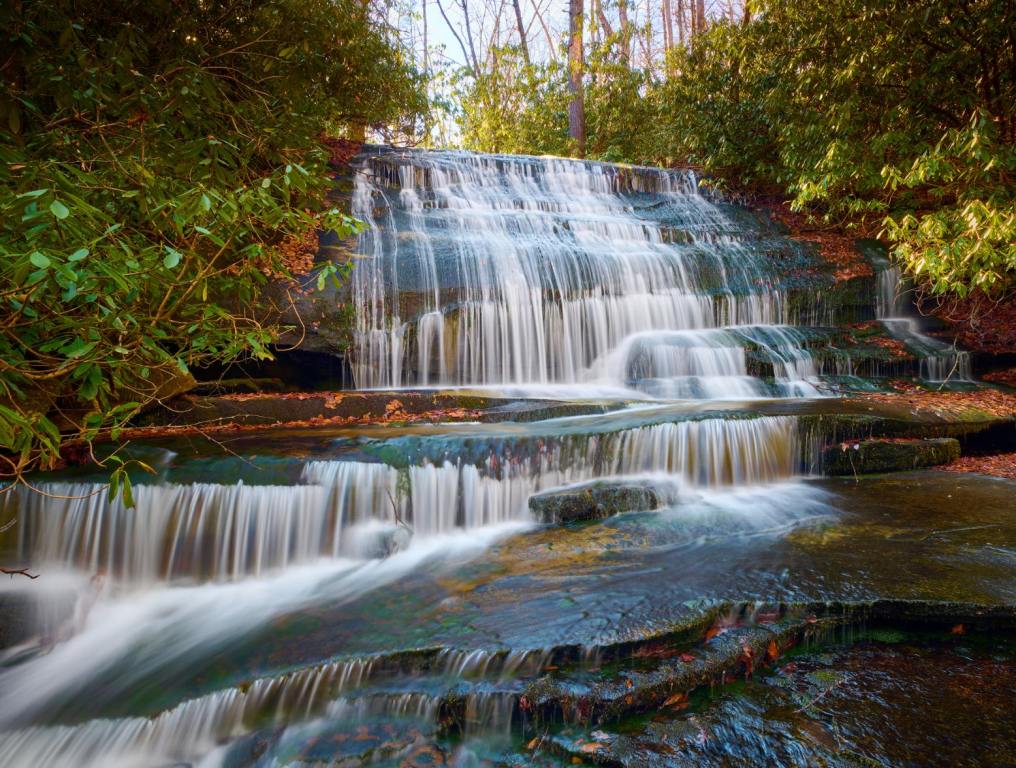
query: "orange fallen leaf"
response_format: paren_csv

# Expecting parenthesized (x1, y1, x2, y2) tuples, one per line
(663, 692, 689, 709)
(580, 742, 607, 753)
(767, 639, 779, 661)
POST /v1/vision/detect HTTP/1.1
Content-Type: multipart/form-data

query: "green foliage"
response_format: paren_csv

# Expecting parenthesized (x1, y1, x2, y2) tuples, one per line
(457, 47, 571, 156)
(0, 0, 425, 490)
(457, 0, 1015, 297)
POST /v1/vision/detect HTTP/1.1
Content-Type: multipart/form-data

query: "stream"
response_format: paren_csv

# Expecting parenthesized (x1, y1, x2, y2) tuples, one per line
(0, 149, 1011, 767)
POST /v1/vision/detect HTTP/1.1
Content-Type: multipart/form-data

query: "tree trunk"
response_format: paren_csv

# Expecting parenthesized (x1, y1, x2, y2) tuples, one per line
(567, 0, 586, 157)
(618, 0, 631, 62)
(530, 0, 559, 61)
(422, 0, 429, 71)
(435, 0, 478, 75)
(512, 0, 530, 62)
(595, 0, 614, 38)
(695, 0, 705, 33)
(662, 0, 673, 53)
(676, 0, 685, 46)
(460, 0, 482, 75)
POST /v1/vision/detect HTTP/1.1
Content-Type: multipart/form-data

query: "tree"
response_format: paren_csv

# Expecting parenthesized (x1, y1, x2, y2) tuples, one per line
(568, 0, 586, 156)
(512, 0, 531, 65)
(0, 0, 426, 488)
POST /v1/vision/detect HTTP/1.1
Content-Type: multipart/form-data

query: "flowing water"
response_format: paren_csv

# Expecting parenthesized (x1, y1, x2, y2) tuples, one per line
(0, 150, 998, 767)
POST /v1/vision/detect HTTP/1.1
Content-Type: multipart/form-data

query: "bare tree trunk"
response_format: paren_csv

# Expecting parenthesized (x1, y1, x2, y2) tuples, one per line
(511, 0, 530, 64)
(567, 0, 585, 157)
(662, 0, 673, 53)
(618, 0, 631, 63)
(422, 0, 430, 71)
(435, 0, 479, 75)
(460, 0, 482, 74)
(695, 0, 705, 33)
(676, 0, 685, 46)
(530, 0, 558, 60)
(643, 0, 653, 68)
(595, 0, 614, 37)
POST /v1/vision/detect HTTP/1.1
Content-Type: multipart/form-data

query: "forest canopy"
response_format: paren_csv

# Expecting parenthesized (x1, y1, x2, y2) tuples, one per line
(0, 0, 425, 486)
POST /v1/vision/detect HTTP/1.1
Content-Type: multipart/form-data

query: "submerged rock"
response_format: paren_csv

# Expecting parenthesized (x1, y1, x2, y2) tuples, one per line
(528, 481, 663, 524)
(823, 437, 960, 475)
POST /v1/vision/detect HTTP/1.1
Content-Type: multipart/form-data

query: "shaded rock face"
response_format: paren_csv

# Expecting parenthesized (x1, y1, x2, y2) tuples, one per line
(823, 437, 960, 475)
(529, 481, 663, 524)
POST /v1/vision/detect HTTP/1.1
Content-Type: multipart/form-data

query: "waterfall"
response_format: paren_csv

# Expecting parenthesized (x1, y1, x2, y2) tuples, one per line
(606, 325, 823, 398)
(3, 417, 803, 586)
(350, 150, 799, 390)
(876, 264, 971, 382)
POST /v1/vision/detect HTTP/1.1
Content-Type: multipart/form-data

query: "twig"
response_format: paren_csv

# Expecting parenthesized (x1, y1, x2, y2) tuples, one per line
(794, 680, 843, 714)
(1, 566, 39, 580)
(385, 488, 413, 532)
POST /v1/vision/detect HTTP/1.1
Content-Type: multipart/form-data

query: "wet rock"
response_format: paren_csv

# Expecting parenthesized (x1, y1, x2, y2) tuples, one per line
(529, 481, 663, 525)
(823, 437, 960, 475)
(0, 593, 33, 650)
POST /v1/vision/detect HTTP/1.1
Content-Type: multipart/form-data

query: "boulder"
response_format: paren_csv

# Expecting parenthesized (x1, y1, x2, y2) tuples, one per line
(529, 480, 663, 525)
(823, 437, 960, 475)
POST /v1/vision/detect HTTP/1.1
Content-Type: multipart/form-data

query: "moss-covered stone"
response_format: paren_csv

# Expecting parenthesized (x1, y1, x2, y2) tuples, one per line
(529, 481, 663, 525)
(823, 437, 960, 475)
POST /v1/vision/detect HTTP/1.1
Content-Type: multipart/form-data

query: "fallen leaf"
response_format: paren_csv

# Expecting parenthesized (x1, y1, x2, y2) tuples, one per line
(663, 692, 689, 709)
(767, 639, 779, 661)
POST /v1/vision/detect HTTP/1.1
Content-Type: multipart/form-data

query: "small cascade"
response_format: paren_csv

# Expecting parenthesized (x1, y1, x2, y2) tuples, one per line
(3, 417, 804, 586)
(350, 150, 813, 389)
(0, 657, 380, 768)
(876, 265, 971, 382)
(607, 325, 824, 398)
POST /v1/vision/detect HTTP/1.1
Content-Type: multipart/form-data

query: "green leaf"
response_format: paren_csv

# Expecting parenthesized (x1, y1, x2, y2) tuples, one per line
(29, 251, 51, 269)
(107, 471, 120, 504)
(68, 248, 89, 262)
(49, 200, 70, 220)
(122, 474, 135, 509)
(163, 248, 182, 269)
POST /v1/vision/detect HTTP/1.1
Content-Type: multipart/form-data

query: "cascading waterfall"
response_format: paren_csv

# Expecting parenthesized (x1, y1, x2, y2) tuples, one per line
(3, 149, 976, 768)
(875, 264, 971, 381)
(2, 416, 804, 586)
(605, 325, 824, 398)
(350, 150, 801, 390)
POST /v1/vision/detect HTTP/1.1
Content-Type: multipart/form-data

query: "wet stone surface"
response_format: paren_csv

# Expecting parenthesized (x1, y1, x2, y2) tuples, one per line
(543, 631, 1016, 768)
(529, 480, 666, 524)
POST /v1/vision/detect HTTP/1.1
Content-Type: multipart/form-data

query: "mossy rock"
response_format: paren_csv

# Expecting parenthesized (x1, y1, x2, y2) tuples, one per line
(529, 480, 663, 525)
(823, 437, 960, 475)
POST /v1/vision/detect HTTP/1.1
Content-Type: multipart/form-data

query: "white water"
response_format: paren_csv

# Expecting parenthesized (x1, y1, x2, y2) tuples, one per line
(876, 265, 971, 382)
(351, 150, 802, 393)
(3, 416, 804, 586)
(2, 149, 974, 767)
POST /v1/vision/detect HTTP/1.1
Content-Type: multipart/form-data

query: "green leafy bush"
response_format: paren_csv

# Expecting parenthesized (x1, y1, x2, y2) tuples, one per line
(0, 0, 425, 485)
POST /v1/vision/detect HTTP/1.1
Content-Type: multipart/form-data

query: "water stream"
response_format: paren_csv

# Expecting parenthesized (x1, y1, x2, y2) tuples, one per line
(0, 150, 998, 767)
